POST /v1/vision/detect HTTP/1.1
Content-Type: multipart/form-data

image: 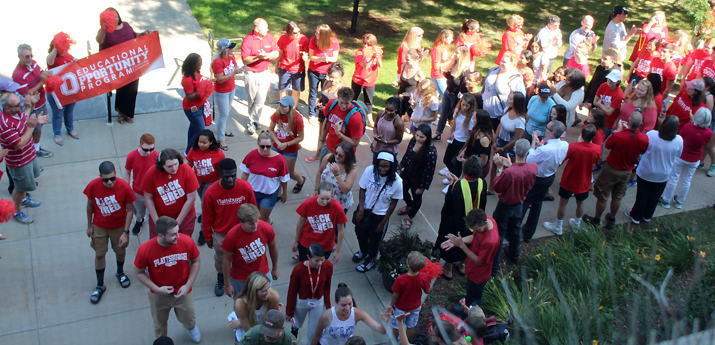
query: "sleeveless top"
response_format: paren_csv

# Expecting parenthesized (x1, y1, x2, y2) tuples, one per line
(320, 166, 354, 210)
(320, 306, 356, 345)
(398, 72, 419, 97)
(373, 115, 399, 153)
(235, 298, 265, 341)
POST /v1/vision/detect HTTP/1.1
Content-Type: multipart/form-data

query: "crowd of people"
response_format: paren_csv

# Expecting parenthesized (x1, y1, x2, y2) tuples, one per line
(3, 4, 715, 345)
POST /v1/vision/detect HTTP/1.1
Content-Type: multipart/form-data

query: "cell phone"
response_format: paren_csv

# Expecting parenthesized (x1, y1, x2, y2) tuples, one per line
(191, 106, 198, 112)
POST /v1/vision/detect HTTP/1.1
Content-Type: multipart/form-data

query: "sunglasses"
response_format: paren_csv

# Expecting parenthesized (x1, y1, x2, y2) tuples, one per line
(23, 54, 33, 59)
(334, 152, 345, 158)
(102, 177, 116, 183)
(9, 103, 22, 108)
(141, 147, 155, 152)
(259, 145, 271, 149)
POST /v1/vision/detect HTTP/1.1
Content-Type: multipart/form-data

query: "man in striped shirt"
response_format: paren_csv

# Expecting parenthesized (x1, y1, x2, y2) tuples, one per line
(0, 93, 48, 224)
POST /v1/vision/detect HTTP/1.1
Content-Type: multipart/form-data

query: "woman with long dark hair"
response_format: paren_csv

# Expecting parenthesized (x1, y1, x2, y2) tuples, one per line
(488, 91, 526, 194)
(396, 124, 437, 229)
(307, 24, 340, 121)
(459, 110, 494, 179)
(439, 94, 478, 190)
(352, 151, 403, 272)
(96, 7, 151, 124)
(433, 46, 472, 140)
(181, 53, 208, 155)
(372, 97, 405, 160)
(316, 141, 358, 215)
(625, 116, 682, 224)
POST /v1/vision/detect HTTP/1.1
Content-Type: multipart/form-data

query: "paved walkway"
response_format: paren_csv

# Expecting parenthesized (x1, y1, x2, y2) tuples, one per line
(2, 1, 715, 345)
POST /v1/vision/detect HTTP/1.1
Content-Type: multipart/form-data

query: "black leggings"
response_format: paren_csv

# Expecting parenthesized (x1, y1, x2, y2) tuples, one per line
(436, 93, 458, 134)
(355, 211, 387, 263)
(351, 81, 375, 116)
(401, 172, 423, 218)
(443, 139, 465, 176)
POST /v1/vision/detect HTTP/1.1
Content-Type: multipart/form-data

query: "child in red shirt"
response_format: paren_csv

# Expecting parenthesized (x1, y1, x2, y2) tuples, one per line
(390, 251, 431, 339)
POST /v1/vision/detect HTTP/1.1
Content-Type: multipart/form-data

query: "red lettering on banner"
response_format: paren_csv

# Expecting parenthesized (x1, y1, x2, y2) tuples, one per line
(48, 32, 164, 106)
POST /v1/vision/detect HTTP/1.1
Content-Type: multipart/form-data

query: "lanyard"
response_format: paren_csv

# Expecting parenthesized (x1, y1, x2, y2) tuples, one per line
(307, 265, 321, 299)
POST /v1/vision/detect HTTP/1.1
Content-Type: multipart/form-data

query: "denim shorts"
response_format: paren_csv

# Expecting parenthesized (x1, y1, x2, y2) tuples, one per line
(391, 306, 421, 329)
(278, 68, 305, 92)
(255, 188, 280, 209)
(271, 146, 298, 159)
(496, 138, 515, 159)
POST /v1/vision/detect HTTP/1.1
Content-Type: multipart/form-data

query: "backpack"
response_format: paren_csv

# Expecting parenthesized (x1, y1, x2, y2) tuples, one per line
(249, 325, 293, 345)
(327, 99, 368, 137)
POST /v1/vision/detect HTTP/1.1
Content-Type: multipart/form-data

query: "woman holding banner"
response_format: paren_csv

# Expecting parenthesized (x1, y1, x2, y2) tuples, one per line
(96, 7, 150, 124)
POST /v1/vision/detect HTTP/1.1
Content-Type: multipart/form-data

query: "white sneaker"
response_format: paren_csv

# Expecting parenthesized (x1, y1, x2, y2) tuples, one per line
(438, 167, 450, 176)
(187, 326, 201, 343)
(568, 218, 581, 233)
(443, 178, 450, 185)
(543, 222, 563, 235)
(442, 185, 449, 194)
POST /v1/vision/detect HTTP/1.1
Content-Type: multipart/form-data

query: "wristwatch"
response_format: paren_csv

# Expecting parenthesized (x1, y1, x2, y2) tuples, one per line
(123, 230, 130, 234)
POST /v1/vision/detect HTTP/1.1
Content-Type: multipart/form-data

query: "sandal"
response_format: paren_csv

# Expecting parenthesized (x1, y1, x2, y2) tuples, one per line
(116, 273, 131, 288)
(125, 116, 134, 123)
(396, 206, 410, 216)
(292, 176, 306, 194)
(220, 144, 229, 151)
(305, 156, 319, 163)
(117, 114, 126, 124)
(292, 254, 300, 261)
(225, 131, 235, 137)
(400, 218, 413, 230)
(453, 263, 466, 276)
(90, 285, 107, 304)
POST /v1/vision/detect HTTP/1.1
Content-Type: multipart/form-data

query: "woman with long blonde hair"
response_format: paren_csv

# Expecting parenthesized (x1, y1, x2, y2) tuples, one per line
(230, 272, 281, 341)
(434, 46, 472, 140)
(430, 29, 454, 100)
(397, 27, 428, 75)
(410, 79, 440, 132)
(307, 24, 340, 122)
(621, 79, 657, 132)
(495, 14, 532, 65)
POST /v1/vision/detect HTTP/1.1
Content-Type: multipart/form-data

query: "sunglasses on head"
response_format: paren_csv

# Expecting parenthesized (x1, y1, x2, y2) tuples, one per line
(142, 147, 155, 152)
(102, 177, 116, 183)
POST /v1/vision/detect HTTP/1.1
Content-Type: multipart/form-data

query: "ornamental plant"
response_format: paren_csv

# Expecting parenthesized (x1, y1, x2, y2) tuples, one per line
(375, 227, 440, 278)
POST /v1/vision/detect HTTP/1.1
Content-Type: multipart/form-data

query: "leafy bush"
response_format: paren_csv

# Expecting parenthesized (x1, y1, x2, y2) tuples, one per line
(375, 227, 440, 278)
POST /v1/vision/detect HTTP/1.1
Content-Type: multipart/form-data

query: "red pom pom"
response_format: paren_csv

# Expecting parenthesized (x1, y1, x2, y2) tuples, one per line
(196, 79, 214, 100)
(0, 199, 15, 223)
(45, 76, 63, 93)
(421, 259, 444, 281)
(472, 35, 492, 57)
(101, 9, 118, 33)
(52, 32, 76, 55)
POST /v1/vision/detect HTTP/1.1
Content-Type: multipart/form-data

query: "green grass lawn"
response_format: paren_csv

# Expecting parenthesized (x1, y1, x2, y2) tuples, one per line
(187, 0, 693, 110)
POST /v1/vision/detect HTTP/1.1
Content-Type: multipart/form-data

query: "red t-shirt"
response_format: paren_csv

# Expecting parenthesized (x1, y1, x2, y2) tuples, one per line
(701, 59, 715, 79)
(654, 92, 664, 118)
(181, 74, 205, 110)
(592, 129, 606, 146)
(201, 180, 257, 241)
(277, 34, 309, 73)
(134, 234, 200, 293)
(465, 216, 500, 284)
(308, 36, 340, 74)
(241, 31, 278, 72)
(186, 148, 225, 183)
(397, 44, 407, 75)
(353, 46, 381, 87)
(142, 164, 200, 219)
(648, 59, 677, 94)
(567, 58, 590, 77)
(13, 61, 46, 109)
(560, 142, 602, 194)
(211, 55, 237, 93)
(125, 149, 160, 195)
(270, 110, 305, 153)
(684, 48, 713, 81)
(634, 49, 657, 78)
(286, 260, 333, 317)
(48, 53, 74, 69)
(680, 122, 713, 162)
(323, 98, 364, 152)
(668, 89, 706, 131)
(430, 44, 450, 79)
(495, 28, 525, 65)
(595, 83, 623, 129)
(0, 111, 36, 168)
(84, 177, 137, 229)
(392, 272, 430, 311)
(220, 221, 275, 280)
(296, 196, 349, 252)
(605, 130, 649, 170)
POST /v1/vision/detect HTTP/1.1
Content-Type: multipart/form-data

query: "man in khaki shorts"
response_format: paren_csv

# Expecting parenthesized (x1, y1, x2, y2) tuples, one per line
(583, 112, 648, 228)
(84, 161, 136, 304)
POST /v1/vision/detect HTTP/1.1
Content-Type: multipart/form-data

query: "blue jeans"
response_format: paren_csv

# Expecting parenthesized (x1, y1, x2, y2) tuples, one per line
(48, 96, 75, 137)
(436, 93, 457, 135)
(184, 106, 205, 154)
(431, 77, 447, 98)
(308, 69, 327, 117)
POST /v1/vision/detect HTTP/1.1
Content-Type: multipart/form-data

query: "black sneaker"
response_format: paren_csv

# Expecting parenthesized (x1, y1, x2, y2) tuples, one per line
(351, 251, 364, 263)
(197, 214, 202, 224)
(356, 261, 375, 272)
(215, 274, 225, 297)
(132, 220, 143, 235)
(604, 213, 616, 229)
(90, 285, 106, 304)
(198, 231, 206, 246)
(582, 214, 600, 227)
(291, 326, 299, 338)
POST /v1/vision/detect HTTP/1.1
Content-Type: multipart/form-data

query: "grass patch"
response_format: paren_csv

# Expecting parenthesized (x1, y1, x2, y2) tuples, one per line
(187, 0, 692, 111)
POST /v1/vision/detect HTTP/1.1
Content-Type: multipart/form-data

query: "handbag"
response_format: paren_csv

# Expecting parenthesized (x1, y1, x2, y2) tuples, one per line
(352, 179, 388, 227)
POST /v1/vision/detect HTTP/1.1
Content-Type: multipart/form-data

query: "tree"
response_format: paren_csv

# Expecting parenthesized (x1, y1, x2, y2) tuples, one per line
(680, 0, 715, 39)
(348, 0, 360, 34)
